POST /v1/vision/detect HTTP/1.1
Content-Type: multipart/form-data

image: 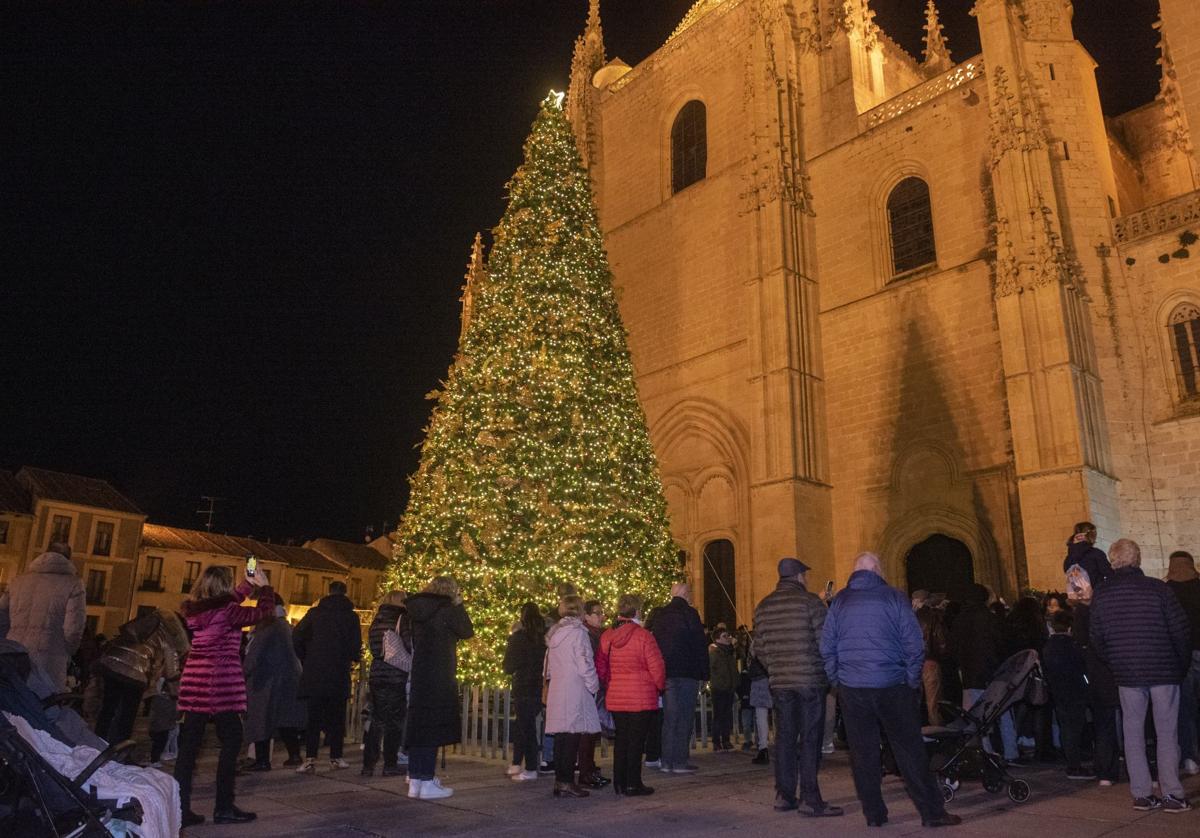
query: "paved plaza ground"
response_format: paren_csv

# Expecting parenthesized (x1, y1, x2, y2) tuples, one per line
(179, 744, 1200, 837)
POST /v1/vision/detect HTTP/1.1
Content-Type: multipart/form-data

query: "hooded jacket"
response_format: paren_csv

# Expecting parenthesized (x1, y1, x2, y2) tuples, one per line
(404, 592, 473, 748)
(178, 581, 276, 714)
(820, 570, 923, 690)
(543, 616, 601, 734)
(0, 551, 86, 691)
(752, 577, 828, 691)
(293, 593, 362, 699)
(1089, 566, 1191, 687)
(596, 619, 665, 712)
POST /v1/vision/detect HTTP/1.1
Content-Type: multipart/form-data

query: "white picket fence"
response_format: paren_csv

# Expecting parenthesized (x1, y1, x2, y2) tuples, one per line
(344, 673, 756, 763)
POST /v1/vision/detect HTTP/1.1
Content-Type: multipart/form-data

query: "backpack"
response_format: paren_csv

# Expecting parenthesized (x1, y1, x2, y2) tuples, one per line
(1065, 564, 1093, 604)
(382, 615, 413, 673)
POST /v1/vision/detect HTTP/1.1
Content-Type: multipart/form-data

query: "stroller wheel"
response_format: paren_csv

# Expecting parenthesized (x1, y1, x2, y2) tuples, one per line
(983, 775, 1004, 794)
(1007, 779, 1031, 803)
(940, 782, 956, 803)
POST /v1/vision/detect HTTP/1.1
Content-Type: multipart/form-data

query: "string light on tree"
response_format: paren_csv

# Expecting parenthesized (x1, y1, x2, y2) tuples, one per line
(384, 93, 680, 686)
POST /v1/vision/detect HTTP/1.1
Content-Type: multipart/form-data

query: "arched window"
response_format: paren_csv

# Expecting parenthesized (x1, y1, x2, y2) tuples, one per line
(671, 100, 707, 194)
(886, 176, 936, 275)
(1168, 303, 1200, 400)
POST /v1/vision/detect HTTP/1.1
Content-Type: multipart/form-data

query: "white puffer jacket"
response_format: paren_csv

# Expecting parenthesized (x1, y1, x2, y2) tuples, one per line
(0, 551, 87, 690)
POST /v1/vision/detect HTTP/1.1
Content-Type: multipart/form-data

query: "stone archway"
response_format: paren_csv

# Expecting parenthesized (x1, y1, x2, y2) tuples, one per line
(905, 534, 975, 602)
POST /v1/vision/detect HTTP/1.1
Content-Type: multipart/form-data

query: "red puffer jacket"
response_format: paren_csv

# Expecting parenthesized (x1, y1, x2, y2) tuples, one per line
(597, 619, 665, 712)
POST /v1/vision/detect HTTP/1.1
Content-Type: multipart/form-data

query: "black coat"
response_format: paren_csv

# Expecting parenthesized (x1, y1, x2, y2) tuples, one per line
(1090, 567, 1191, 687)
(367, 603, 410, 688)
(1167, 578, 1200, 652)
(650, 597, 710, 681)
(404, 593, 474, 748)
(1071, 604, 1119, 708)
(243, 618, 306, 742)
(950, 603, 1003, 689)
(1041, 633, 1088, 708)
(293, 594, 362, 700)
(1063, 541, 1112, 589)
(503, 627, 544, 702)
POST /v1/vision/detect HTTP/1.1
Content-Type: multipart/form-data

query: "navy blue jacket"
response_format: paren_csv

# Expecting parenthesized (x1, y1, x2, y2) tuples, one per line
(650, 597, 710, 681)
(1041, 633, 1088, 707)
(820, 570, 923, 690)
(1063, 540, 1112, 589)
(1089, 567, 1191, 687)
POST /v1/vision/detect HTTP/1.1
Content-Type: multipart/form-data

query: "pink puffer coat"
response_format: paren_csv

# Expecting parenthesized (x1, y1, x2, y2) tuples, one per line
(178, 582, 275, 714)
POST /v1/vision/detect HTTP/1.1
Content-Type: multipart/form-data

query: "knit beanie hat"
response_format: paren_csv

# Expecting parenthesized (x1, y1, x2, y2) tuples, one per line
(1166, 552, 1198, 583)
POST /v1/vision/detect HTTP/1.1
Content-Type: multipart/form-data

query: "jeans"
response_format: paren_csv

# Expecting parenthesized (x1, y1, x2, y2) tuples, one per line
(553, 732, 582, 784)
(95, 674, 143, 745)
(305, 695, 347, 759)
(770, 686, 827, 806)
(711, 690, 734, 746)
(1178, 651, 1200, 762)
(408, 744, 437, 780)
(511, 698, 541, 771)
(174, 711, 242, 813)
(755, 707, 770, 749)
(840, 684, 946, 824)
(661, 677, 699, 769)
(1120, 684, 1183, 798)
(963, 687, 1017, 760)
(362, 681, 407, 769)
(612, 710, 653, 791)
(1054, 701, 1087, 771)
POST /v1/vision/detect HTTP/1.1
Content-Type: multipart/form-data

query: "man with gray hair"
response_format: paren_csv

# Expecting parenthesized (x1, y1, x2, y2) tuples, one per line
(1090, 538, 1192, 812)
(0, 541, 86, 691)
(820, 553, 959, 827)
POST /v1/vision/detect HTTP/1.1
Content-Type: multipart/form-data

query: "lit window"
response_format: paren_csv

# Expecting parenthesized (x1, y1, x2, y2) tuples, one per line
(93, 521, 114, 556)
(1169, 303, 1200, 400)
(887, 177, 936, 275)
(671, 100, 707, 194)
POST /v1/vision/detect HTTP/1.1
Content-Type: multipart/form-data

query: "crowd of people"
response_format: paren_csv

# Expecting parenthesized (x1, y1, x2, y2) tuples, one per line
(1, 522, 1198, 829)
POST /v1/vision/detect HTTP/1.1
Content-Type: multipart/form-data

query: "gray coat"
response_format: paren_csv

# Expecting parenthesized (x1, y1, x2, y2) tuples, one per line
(0, 552, 86, 690)
(753, 577, 829, 692)
(242, 617, 306, 743)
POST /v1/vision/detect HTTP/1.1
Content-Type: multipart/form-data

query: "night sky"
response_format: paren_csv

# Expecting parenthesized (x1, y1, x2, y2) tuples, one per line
(2, 0, 1160, 543)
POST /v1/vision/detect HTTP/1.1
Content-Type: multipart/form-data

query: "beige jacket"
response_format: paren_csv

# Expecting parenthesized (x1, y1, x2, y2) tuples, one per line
(0, 551, 87, 690)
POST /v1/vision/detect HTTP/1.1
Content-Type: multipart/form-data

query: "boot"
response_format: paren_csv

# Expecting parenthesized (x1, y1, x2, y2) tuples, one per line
(552, 781, 590, 798)
(752, 748, 769, 765)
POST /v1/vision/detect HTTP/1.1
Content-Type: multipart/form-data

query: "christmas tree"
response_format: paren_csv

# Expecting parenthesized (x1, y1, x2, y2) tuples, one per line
(385, 93, 680, 686)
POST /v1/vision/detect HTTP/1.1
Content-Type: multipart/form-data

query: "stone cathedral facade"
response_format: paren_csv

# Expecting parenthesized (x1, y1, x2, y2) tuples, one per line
(559, 0, 1200, 626)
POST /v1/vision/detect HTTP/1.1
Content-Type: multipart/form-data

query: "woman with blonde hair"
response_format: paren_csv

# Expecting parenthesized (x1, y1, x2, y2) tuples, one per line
(403, 576, 473, 799)
(544, 594, 601, 797)
(175, 564, 274, 827)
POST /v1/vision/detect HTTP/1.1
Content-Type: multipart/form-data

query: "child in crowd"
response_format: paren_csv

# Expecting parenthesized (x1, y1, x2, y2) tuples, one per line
(1041, 611, 1095, 780)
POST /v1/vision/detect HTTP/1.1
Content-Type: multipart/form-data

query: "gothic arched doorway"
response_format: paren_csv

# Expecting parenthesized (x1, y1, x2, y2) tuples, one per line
(905, 534, 974, 602)
(702, 539, 737, 630)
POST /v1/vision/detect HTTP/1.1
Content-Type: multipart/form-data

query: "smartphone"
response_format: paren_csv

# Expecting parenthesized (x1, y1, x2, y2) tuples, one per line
(245, 554, 258, 577)
(824, 580, 834, 597)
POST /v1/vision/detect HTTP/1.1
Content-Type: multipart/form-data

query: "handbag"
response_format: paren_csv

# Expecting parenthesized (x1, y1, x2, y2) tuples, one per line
(382, 616, 413, 672)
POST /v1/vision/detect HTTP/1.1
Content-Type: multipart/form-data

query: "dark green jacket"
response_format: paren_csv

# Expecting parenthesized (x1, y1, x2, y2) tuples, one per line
(708, 642, 738, 692)
(752, 578, 828, 691)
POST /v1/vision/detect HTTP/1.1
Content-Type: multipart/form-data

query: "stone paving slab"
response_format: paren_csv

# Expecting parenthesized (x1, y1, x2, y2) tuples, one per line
(178, 747, 1200, 837)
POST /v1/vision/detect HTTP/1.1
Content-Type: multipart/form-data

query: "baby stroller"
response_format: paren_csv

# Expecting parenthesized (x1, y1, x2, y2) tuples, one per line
(922, 649, 1045, 804)
(0, 649, 147, 837)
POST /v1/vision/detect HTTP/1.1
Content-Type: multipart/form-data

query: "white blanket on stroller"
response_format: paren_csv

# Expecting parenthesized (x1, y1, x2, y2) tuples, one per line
(4, 712, 181, 838)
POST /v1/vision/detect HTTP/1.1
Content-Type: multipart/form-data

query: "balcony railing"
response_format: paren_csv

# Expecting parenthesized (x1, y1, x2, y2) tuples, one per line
(138, 579, 165, 593)
(86, 589, 107, 606)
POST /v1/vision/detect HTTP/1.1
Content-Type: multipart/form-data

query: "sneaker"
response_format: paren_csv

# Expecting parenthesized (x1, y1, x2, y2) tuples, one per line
(512, 769, 538, 782)
(1182, 759, 1200, 776)
(408, 778, 421, 799)
(821, 743, 835, 755)
(506, 764, 523, 776)
(671, 764, 699, 774)
(644, 759, 662, 769)
(537, 761, 556, 776)
(1066, 769, 1097, 781)
(395, 752, 409, 766)
(330, 758, 350, 770)
(659, 763, 674, 773)
(800, 802, 844, 817)
(1132, 796, 1162, 811)
(1161, 794, 1192, 813)
(419, 778, 454, 799)
(1098, 780, 1114, 787)
(294, 758, 316, 775)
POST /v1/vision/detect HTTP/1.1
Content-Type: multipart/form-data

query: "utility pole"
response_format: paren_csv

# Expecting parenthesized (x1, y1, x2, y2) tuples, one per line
(196, 496, 224, 532)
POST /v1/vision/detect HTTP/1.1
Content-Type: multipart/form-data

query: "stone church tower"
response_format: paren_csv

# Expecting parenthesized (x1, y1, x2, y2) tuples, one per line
(566, 0, 1200, 627)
